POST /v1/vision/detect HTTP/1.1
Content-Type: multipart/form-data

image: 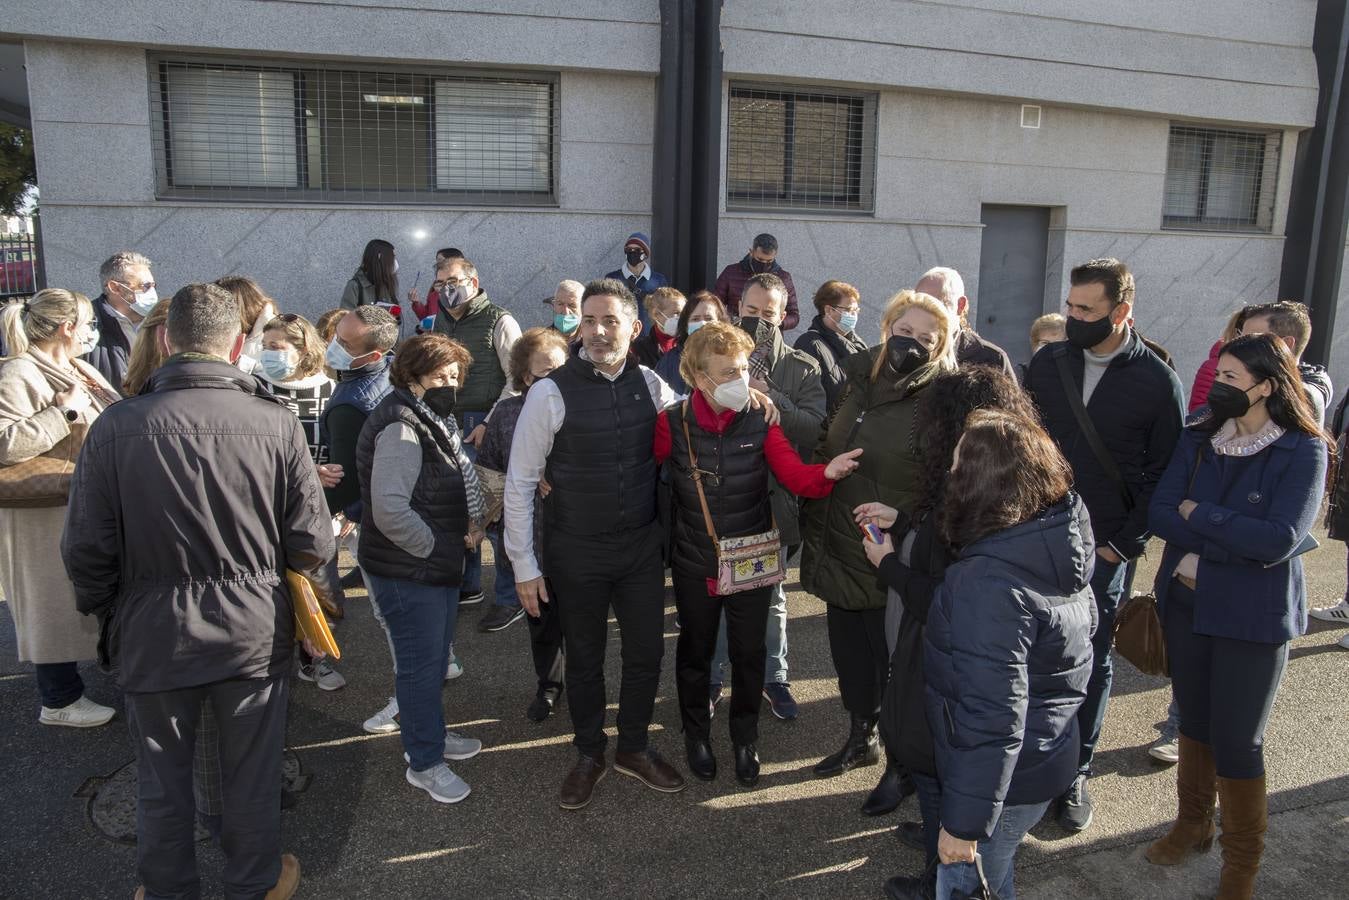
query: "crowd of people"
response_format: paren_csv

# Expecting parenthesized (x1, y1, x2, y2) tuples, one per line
(0, 233, 1341, 900)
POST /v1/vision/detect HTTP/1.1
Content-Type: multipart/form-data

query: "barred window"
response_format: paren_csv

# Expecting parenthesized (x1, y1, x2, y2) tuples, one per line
(150, 58, 558, 205)
(726, 84, 876, 213)
(1163, 125, 1281, 232)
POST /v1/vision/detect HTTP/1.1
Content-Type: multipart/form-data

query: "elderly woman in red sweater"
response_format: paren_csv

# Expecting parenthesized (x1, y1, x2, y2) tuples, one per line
(655, 321, 862, 788)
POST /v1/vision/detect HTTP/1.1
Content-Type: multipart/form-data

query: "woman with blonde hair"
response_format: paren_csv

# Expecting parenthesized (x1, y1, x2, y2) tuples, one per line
(800, 289, 957, 794)
(256, 314, 333, 459)
(121, 298, 173, 396)
(0, 290, 121, 726)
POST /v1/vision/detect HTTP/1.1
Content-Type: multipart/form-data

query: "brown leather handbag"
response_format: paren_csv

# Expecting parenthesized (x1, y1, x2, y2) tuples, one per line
(0, 421, 88, 508)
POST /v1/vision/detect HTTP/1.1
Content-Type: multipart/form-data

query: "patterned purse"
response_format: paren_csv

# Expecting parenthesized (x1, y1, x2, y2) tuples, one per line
(681, 408, 785, 596)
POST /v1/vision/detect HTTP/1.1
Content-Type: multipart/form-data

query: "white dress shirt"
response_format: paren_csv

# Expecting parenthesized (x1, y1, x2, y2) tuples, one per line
(503, 357, 682, 583)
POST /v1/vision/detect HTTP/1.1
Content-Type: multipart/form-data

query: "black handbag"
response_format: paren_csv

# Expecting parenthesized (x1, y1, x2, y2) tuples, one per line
(878, 604, 935, 776)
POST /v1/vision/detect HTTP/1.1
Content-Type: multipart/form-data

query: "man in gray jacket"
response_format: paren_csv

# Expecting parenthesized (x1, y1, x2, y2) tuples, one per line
(709, 273, 826, 722)
(63, 282, 337, 900)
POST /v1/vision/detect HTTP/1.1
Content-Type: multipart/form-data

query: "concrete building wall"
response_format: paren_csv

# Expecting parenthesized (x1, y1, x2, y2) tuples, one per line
(24, 40, 658, 332)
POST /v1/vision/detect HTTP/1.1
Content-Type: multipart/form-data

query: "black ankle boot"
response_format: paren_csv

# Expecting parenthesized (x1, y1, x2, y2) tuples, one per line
(813, 714, 881, 778)
(862, 762, 915, 816)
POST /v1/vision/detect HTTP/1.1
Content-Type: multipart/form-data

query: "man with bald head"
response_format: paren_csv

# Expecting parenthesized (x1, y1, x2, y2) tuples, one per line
(914, 266, 1014, 376)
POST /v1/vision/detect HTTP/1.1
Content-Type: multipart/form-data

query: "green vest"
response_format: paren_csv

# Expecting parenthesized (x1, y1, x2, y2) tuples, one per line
(433, 291, 509, 414)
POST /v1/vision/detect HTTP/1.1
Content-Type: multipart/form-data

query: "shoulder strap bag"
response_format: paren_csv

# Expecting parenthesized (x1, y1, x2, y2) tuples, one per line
(1054, 348, 1133, 512)
(680, 402, 785, 596)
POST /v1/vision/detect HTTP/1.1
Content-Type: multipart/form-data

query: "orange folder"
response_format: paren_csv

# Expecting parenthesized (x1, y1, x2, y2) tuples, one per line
(287, 570, 341, 660)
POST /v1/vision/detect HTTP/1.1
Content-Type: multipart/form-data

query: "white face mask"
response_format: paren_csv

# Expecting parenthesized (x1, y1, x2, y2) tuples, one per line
(76, 322, 99, 356)
(662, 315, 680, 336)
(393, 258, 400, 274)
(129, 285, 159, 316)
(709, 372, 751, 411)
(259, 347, 299, 381)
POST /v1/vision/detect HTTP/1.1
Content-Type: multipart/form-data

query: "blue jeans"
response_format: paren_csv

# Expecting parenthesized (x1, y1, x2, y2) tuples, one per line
(1077, 553, 1128, 774)
(936, 799, 1051, 900)
(710, 573, 788, 686)
(909, 771, 944, 864)
(487, 525, 519, 610)
(1160, 696, 1180, 741)
(366, 573, 460, 772)
(457, 410, 488, 595)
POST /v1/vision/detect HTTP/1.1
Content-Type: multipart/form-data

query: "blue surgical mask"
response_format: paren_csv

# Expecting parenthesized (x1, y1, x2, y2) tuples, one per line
(838, 311, 859, 333)
(687, 319, 708, 335)
(259, 348, 298, 381)
(129, 285, 159, 317)
(554, 312, 580, 334)
(324, 337, 355, 372)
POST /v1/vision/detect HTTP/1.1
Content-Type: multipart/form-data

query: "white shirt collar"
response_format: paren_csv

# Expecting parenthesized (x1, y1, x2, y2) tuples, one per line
(579, 348, 627, 382)
(622, 263, 649, 283)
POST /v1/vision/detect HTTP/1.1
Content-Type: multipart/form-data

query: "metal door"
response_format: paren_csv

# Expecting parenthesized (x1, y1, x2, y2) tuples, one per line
(976, 205, 1050, 367)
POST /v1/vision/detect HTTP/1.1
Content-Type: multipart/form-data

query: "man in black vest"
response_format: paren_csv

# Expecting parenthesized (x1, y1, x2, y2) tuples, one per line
(432, 255, 521, 612)
(1026, 258, 1184, 833)
(503, 277, 687, 809)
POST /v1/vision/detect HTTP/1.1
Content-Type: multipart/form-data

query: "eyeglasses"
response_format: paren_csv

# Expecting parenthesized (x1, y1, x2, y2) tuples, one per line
(829, 304, 861, 315)
(116, 280, 155, 292)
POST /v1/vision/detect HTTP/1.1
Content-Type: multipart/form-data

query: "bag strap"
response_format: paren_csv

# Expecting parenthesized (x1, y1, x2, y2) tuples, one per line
(680, 401, 720, 543)
(1054, 348, 1133, 512)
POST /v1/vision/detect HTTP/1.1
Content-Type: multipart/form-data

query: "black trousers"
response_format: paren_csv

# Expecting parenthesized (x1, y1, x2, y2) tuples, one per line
(826, 604, 889, 719)
(528, 576, 565, 688)
(1163, 583, 1288, 779)
(544, 521, 666, 758)
(674, 573, 772, 745)
(126, 675, 289, 900)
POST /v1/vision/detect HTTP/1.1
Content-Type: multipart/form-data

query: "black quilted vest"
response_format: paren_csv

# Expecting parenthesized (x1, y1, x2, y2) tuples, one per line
(543, 355, 657, 536)
(356, 390, 468, 585)
(667, 401, 772, 579)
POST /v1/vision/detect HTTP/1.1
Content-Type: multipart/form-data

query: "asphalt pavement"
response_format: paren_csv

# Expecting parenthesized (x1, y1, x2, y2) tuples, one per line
(1, 534, 1346, 899)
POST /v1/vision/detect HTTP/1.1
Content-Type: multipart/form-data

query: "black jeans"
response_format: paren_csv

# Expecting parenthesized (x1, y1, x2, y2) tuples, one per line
(35, 661, 84, 708)
(544, 522, 666, 758)
(529, 576, 565, 688)
(674, 573, 772, 746)
(826, 605, 888, 719)
(127, 675, 289, 900)
(1163, 582, 1288, 779)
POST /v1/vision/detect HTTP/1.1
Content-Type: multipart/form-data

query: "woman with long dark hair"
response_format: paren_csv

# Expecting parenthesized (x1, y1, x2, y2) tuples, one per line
(923, 409, 1094, 900)
(856, 367, 1040, 892)
(341, 239, 400, 310)
(1145, 333, 1328, 899)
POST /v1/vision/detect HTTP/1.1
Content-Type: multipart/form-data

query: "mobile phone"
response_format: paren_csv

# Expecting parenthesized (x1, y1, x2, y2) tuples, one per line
(863, 523, 884, 544)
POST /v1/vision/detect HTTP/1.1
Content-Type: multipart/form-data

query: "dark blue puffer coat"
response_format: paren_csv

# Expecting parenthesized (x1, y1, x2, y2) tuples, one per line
(924, 493, 1097, 842)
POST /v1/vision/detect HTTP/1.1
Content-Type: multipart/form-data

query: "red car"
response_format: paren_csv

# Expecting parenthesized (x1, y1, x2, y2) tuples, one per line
(0, 247, 36, 295)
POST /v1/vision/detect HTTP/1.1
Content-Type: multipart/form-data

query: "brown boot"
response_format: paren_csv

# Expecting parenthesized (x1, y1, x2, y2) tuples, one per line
(1215, 774, 1267, 899)
(264, 854, 300, 900)
(1145, 735, 1217, 865)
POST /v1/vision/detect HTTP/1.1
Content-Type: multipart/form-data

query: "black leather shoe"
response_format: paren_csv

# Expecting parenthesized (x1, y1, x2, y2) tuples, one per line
(685, 738, 717, 781)
(894, 820, 925, 852)
(526, 683, 562, 723)
(813, 714, 881, 778)
(862, 763, 916, 816)
(733, 743, 760, 787)
(882, 869, 936, 900)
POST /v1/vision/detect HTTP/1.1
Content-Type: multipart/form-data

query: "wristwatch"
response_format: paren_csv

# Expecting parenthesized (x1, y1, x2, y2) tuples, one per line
(61, 407, 79, 422)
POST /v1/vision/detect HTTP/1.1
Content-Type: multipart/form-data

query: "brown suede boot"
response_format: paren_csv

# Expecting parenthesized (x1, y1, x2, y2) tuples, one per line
(1215, 774, 1268, 899)
(1145, 735, 1217, 865)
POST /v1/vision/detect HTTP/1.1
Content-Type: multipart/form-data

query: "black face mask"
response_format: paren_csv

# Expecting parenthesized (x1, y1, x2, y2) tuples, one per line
(886, 335, 929, 375)
(1207, 381, 1259, 419)
(737, 316, 775, 346)
(625, 248, 647, 267)
(1064, 313, 1117, 349)
(749, 257, 774, 274)
(422, 386, 458, 419)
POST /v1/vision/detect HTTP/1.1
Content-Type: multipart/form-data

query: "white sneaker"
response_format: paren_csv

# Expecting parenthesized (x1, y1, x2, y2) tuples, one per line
(404, 730, 483, 764)
(363, 696, 400, 734)
(1309, 599, 1349, 623)
(406, 763, 471, 804)
(445, 647, 464, 681)
(1148, 735, 1180, 764)
(1339, 633, 1349, 650)
(39, 695, 115, 728)
(298, 658, 347, 691)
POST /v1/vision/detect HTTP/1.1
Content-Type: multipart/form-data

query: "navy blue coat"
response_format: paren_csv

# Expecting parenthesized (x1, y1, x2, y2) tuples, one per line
(924, 494, 1096, 842)
(1148, 422, 1327, 644)
(1026, 333, 1185, 559)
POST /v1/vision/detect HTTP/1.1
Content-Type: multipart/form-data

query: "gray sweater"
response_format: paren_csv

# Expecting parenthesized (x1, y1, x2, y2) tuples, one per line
(370, 422, 435, 559)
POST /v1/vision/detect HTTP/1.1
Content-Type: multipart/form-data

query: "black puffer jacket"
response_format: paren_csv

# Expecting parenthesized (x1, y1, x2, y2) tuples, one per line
(924, 494, 1096, 842)
(793, 314, 869, 410)
(62, 356, 338, 692)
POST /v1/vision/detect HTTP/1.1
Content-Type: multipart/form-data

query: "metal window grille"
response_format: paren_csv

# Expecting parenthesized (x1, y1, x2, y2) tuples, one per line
(1162, 124, 1280, 232)
(149, 58, 559, 205)
(726, 84, 876, 213)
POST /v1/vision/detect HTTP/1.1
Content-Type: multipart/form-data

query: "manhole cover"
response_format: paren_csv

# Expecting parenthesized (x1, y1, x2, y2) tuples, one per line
(77, 751, 308, 844)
